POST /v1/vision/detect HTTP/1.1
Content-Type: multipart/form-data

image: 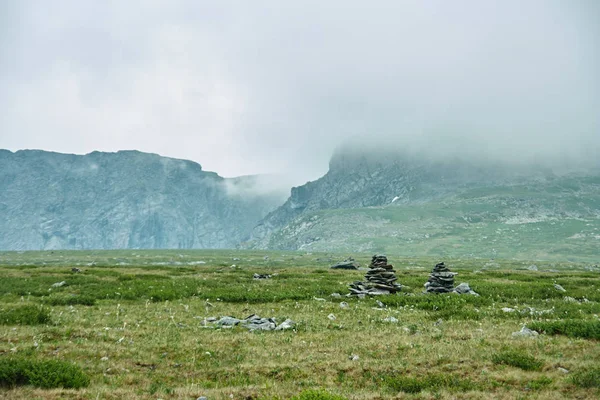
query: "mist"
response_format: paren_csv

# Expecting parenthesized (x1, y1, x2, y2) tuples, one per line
(1, 0, 598, 185)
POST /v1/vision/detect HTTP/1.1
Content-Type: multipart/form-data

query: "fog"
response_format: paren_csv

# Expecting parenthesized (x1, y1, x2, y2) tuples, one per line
(1, 0, 598, 185)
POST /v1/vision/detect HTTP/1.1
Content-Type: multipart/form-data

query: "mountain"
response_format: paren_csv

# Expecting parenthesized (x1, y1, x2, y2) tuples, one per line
(0, 150, 286, 250)
(247, 148, 600, 261)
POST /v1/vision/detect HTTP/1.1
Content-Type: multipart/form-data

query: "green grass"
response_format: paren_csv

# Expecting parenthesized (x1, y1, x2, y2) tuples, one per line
(492, 351, 544, 371)
(382, 373, 477, 393)
(290, 389, 348, 400)
(0, 249, 599, 399)
(528, 320, 600, 340)
(0, 357, 89, 389)
(0, 305, 51, 325)
(571, 367, 600, 388)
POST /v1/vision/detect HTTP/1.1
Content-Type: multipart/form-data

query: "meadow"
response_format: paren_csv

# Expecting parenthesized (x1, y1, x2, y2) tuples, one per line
(0, 250, 599, 399)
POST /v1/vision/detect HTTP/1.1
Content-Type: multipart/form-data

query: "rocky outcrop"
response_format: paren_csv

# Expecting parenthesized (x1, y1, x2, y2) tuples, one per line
(0, 150, 285, 250)
(247, 146, 559, 249)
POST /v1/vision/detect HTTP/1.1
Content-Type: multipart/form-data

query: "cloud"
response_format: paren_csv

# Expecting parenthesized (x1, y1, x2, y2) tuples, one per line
(1, 0, 598, 184)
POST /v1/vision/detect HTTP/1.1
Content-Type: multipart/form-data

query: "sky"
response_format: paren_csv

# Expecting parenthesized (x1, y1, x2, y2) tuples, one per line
(1, 0, 599, 185)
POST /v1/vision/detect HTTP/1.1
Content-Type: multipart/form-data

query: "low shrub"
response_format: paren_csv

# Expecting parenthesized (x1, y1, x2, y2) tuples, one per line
(383, 374, 476, 393)
(492, 351, 543, 371)
(43, 294, 96, 306)
(528, 320, 600, 340)
(0, 358, 89, 389)
(0, 305, 51, 325)
(571, 367, 600, 388)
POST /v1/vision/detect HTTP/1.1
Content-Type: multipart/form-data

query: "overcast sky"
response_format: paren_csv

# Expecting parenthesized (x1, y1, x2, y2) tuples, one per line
(1, 0, 599, 184)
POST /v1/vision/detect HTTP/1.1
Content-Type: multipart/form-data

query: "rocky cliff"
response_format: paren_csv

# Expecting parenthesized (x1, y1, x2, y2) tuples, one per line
(0, 150, 285, 250)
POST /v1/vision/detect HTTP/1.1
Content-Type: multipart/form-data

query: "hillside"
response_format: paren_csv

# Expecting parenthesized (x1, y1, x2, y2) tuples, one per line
(0, 150, 285, 250)
(248, 149, 600, 261)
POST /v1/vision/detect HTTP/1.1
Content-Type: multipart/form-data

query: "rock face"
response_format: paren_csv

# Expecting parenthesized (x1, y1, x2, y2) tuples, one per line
(349, 255, 402, 296)
(425, 262, 456, 293)
(0, 150, 285, 250)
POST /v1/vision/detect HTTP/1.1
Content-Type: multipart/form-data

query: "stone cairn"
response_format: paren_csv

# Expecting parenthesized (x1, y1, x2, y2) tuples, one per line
(349, 255, 402, 296)
(424, 262, 457, 293)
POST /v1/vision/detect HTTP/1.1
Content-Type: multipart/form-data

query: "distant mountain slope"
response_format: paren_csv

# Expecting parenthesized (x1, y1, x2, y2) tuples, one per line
(247, 148, 600, 261)
(0, 150, 285, 250)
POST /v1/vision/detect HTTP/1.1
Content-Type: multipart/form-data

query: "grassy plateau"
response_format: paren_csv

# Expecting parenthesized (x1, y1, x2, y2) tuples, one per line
(0, 249, 599, 399)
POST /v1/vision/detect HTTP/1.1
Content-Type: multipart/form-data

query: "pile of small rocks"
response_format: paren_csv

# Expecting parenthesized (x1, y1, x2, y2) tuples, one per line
(253, 273, 272, 280)
(424, 262, 479, 295)
(349, 255, 402, 296)
(425, 262, 456, 293)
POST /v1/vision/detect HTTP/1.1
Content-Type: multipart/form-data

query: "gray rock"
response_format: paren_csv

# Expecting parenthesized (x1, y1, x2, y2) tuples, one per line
(511, 326, 539, 338)
(453, 282, 479, 296)
(527, 265, 538, 271)
(339, 302, 349, 309)
(51, 281, 66, 288)
(383, 316, 398, 323)
(197, 397, 208, 400)
(71, 267, 81, 273)
(216, 316, 241, 327)
(330, 293, 342, 298)
(330, 258, 360, 270)
(554, 284, 566, 292)
(557, 367, 569, 374)
(275, 319, 296, 331)
(253, 273, 272, 280)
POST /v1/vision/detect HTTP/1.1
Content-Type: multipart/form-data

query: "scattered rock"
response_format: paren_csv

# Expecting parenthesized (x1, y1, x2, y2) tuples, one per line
(434, 319, 443, 326)
(51, 281, 66, 288)
(330, 257, 360, 270)
(327, 313, 336, 321)
(383, 316, 398, 323)
(197, 397, 208, 400)
(242, 314, 277, 331)
(210, 315, 295, 331)
(71, 267, 81, 273)
(453, 282, 479, 296)
(100, 356, 109, 361)
(375, 300, 385, 308)
(527, 265, 538, 271)
(348, 255, 402, 296)
(253, 273, 272, 280)
(554, 284, 566, 292)
(275, 319, 296, 331)
(425, 262, 457, 293)
(511, 326, 539, 338)
(563, 296, 578, 303)
(330, 293, 342, 299)
(216, 316, 241, 327)
(502, 307, 516, 313)
(349, 354, 360, 361)
(557, 367, 569, 374)
(313, 297, 326, 302)
(339, 302, 349, 309)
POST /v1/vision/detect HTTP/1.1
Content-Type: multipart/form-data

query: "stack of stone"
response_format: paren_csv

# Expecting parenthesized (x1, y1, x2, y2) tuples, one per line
(349, 255, 402, 296)
(424, 262, 457, 293)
